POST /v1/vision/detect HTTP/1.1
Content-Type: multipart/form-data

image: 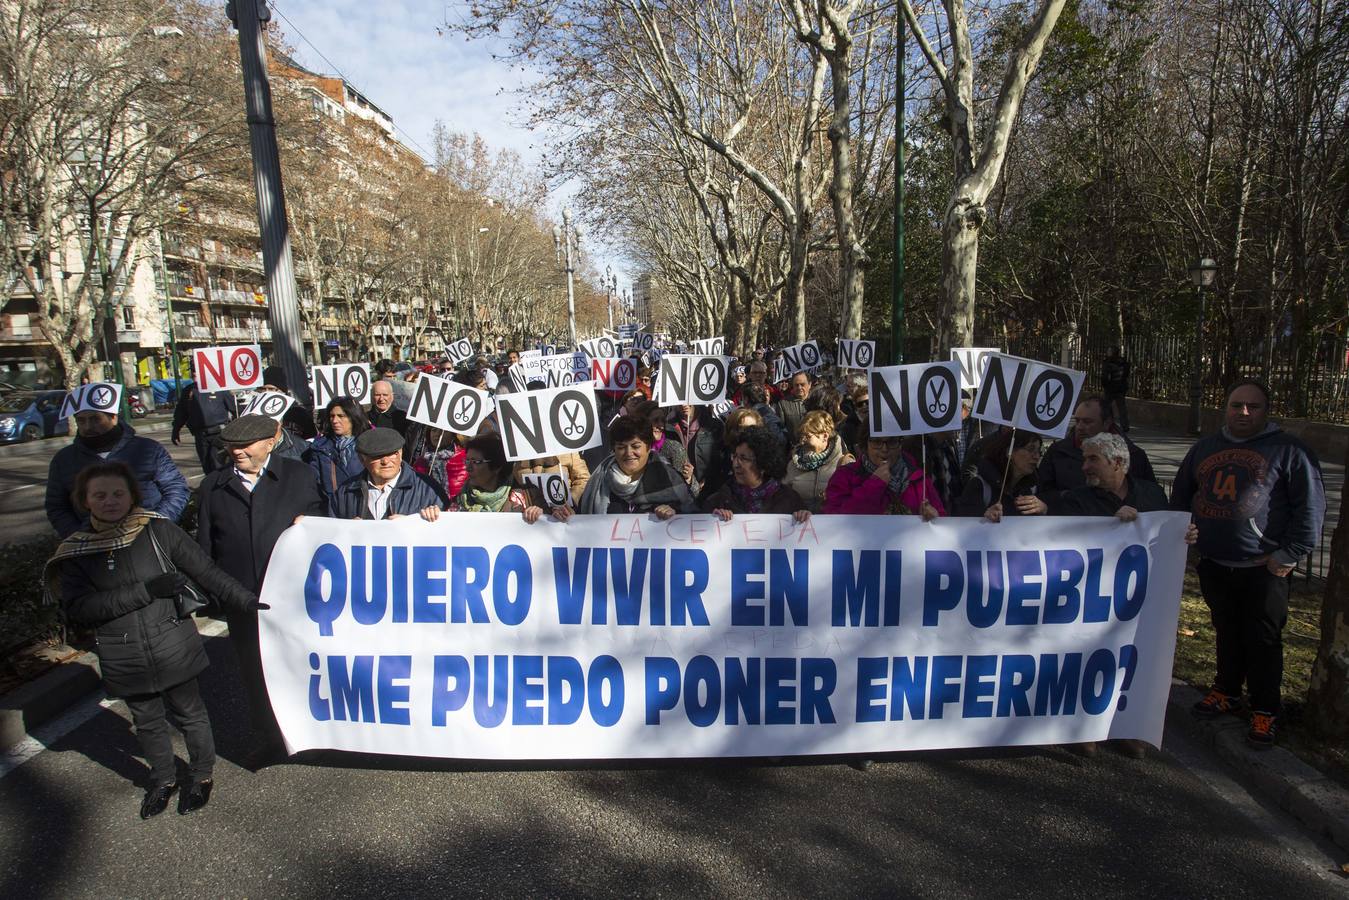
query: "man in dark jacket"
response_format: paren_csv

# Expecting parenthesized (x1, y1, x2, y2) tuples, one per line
(330, 427, 449, 519)
(1101, 346, 1131, 432)
(366, 379, 408, 435)
(1172, 380, 1326, 748)
(1050, 431, 1195, 760)
(171, 382, 237, 473)
(1053, 432, 1171, 517)
(196, 414, 327, 765)
(46, 413, 189, 538)
(1037, 396, 1154, 505)
(773, 372, 812, 441)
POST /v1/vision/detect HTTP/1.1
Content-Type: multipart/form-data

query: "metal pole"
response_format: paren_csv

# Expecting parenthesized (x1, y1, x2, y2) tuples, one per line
(228, 0, 310, 403)
(562, 210, 577, 348)
(890, 10, 905, 365)
(153, 230, 183, 401)
(1189, 282, 1207, 434)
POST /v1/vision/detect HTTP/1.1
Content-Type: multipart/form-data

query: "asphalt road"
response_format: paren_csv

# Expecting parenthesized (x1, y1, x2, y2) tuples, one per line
(0, 632, 1344, 899)
(0, 414, 203, 542)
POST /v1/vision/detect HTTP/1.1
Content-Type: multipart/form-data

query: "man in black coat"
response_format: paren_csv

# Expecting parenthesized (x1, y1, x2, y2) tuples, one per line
(366, 379, 408, 435)
(196, 414, 327, 765)
(1037, 396, 1154, 505)
(330, 428, 448, 519)
(171, 382, 238, 473)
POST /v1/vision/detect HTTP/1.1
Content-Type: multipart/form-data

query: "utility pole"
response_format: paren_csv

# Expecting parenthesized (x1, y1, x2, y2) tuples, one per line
(227, 0, 310, 402)
(891, 12, 905, 365)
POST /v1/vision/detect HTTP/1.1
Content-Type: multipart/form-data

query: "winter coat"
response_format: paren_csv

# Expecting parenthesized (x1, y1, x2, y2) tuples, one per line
(329, 463, 450, 519)
(783, 435, 851, 513)
(773, 397, 808, 441)
(578, 455, 698, 515)
(1037, 432, 1155, 503)
(822, 454, 945, 516)
(367, 406, 409, 436)
(405, 425, 469, 499)
(1052, 477, 1170, 517)
(58, 518, 255, 697)
(46, 425, 190, 538)
(700, 480, 807, 515)
(955, 457, 1040, 517)
(512, 453, 591, 505)
(304, 434, 365, 500)
(196, 455, 328, 594)
(673, 413, 724, 491)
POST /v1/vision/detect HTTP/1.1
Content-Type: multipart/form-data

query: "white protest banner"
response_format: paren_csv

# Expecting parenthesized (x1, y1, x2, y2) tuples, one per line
(773, 340, 825, 381)
(405, 373, 495, 436)
(973, 353, 1085, 439)
(311, 363, 371, 408)
(59, 382, 122, 419)
(591, 356, 639, 393)
(445, 337, 475, 367)
(868, 362, 963, 437)
(632, 332, 656, 352)
(518, 349, 543, 360)
(578, 335, 620, 359)
(240, 390, 296, 422)
(259, 512, 1190, 760)
(522, 471, 573, 508)
(692, 336, 726, 356)
(193, 344, 263, 392)
(951, 347, 1000, 392)
(837, 339, 877, 370)
(495, 382, 603, 461)
(508, 352, 592, 391)
(653, 354, 733, 407)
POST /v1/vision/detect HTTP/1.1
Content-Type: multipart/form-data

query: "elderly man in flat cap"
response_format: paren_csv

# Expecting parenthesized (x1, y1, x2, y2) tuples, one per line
(196, 414, 327, 767)
(330, 427, 449, 520)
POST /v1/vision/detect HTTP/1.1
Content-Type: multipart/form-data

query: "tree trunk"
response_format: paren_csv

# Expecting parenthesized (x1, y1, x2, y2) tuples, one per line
(937, 194, 984, 351)
(1308, 439, 1349, 739)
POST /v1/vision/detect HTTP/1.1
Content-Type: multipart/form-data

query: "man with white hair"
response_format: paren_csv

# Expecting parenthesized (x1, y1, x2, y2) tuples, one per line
(1052, 432, 1170, 518)
(1051, 431, 1196, 760)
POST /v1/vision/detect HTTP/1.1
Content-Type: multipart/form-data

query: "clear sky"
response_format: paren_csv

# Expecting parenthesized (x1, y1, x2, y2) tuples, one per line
(266, 1, 631, 298)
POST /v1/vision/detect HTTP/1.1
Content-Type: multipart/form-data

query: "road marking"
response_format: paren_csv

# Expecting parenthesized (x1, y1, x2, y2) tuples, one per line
(0, 471, 206, 496)
(0, 618, 228, 780)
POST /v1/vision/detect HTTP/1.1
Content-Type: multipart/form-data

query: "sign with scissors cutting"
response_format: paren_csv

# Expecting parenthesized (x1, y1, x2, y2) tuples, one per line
(867, 362, 963, 437)
(972, 353, 1084, 439)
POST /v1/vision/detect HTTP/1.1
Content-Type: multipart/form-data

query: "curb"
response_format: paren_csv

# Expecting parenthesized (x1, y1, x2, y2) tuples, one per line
(0, 617, 225, 754)
(1166, 680, 1349, 855)
(0, 648, 101, 751)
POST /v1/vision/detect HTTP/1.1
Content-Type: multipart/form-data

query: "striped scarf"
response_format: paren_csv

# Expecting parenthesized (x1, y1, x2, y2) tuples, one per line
(43, 509, 164, 604)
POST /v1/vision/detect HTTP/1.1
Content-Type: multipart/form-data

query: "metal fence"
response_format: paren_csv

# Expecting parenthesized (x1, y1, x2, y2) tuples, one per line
(1008, 330, 1349, 424)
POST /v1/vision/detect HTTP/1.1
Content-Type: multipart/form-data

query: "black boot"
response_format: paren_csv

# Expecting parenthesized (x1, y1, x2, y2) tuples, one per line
(140, 783, 177, 819)
(178, 779, 213, 815)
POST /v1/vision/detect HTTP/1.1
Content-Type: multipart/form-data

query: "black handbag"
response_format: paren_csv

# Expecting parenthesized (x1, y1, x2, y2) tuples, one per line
(147, 526, 210, 619)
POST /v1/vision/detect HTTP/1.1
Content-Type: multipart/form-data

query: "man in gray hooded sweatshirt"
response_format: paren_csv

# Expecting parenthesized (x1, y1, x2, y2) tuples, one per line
(1171, 379, 1325, 748)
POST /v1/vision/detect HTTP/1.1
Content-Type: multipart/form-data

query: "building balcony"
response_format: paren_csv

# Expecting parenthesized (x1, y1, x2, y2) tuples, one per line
(0, 320, 36, 342)
(116, 329, 140, 343)
(212, 288, 267, 306)
(205, 247, 263, 271)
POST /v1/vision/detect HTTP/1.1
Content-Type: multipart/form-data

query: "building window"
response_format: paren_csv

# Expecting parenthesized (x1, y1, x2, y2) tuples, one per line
(121, 307, 136, 329)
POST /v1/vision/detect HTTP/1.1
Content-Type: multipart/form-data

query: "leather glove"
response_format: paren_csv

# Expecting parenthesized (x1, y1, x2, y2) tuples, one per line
(249, 597, 270, 611)
(146, 572, 188, 598)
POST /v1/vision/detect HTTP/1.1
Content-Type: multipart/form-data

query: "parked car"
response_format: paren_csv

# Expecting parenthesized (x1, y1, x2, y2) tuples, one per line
(0, 390, 69, 443)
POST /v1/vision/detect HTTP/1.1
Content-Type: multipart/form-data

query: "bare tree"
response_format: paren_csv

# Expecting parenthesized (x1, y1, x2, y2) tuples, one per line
(901, 0, 1068, 351)
(0, 0, 243, 387)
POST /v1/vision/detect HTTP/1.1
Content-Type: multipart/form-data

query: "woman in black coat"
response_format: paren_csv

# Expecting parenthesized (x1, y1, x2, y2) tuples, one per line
(45, 461, 264, 819)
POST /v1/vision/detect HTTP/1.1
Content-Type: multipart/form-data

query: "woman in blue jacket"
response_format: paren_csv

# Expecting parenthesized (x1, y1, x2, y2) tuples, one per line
(304, 397, 370, 500)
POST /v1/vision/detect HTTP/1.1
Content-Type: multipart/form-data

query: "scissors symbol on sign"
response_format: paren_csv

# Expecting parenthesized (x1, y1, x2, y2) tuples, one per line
(927, 381, 949, 416)
(1037, 383, 1063, 417)
(452, 395, 476, 425)
(560, 401, 585, 437)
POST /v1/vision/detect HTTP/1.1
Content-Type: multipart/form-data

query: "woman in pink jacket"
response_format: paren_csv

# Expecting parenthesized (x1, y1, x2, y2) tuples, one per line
(822, 421, 943, 519)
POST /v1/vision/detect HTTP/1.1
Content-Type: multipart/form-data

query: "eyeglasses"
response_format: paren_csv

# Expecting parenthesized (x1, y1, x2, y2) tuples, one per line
(464, 457, 490, 467)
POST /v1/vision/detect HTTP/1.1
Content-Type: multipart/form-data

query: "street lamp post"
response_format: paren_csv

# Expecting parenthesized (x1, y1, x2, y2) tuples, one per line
(553, 209, 581, 348)
(1188, 257, 1218, 434)
(605, 265, 617, 333)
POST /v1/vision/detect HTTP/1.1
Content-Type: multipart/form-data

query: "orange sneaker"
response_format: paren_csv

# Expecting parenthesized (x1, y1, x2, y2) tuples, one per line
(1247, 711, 1278, 749)
(1192, 689, 1242, 719)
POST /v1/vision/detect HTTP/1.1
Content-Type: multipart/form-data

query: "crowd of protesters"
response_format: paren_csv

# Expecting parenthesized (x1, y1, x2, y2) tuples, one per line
(38, 342, 1323, 818)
